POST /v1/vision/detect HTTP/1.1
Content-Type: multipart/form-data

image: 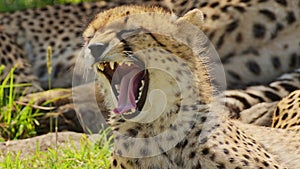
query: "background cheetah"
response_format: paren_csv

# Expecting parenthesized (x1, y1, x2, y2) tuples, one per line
(272, 89, 300, 130)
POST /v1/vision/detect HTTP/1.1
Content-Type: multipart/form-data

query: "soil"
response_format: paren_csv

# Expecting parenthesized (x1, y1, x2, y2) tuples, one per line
(0, 132, 101, 159)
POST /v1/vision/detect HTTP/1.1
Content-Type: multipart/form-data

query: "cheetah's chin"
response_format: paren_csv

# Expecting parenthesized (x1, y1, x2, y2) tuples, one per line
(96, 61, 149, 119)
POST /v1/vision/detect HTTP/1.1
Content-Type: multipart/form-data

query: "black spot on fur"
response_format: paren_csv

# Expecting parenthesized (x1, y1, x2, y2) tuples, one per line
(242, 47, 259, 55)
(264, 91, 281, 101)
(221, 5, 230, 12)
(232, 147, 238, 152)
(201, 116, 207, 123)
(210, 2, 219, 7)
(228, 95, 251, 110)
(222, 52, 235, 63)
(37, 63, 47, 78)
(273, 119, 279, 127)
(281, 113, 289, 121)
(259, 9, 276, 21)
(127, 128, 138, 137)
(175, 139, 188, 148)
(246, 60, 261, 75)
(262, 160, 270, 167)
(289, 53, 297, 67)
(271, 56, 281, 69)
(240, 0, 251, 3)
(202, 148, 209, 155)
(216, 163, 225, 169)
(275, 0, 287, 6)
(192, 162, 202, 169)
(227, 71, 241, 82)
(236, 33, 243, 43)
(253, 23, 266, 39)
(234, 6, 246, 13)
(291, 112, 297, 119)
(286, 11, 296, 24)
(276, 23, 284, 32)
(247, 93, 266, 102)
(113, 159, 118, 167)
(280, 83, 298, 93)
(271, 23, 285, 39)
(216, 34, 225, 49)
(200, 2, 208, 7)
(226, 20, 239, 33)
(211, 14, 220, 20)
(189, 151, 196, 158)
(243, 154, 250, 159)
(223, 148, 229, 154)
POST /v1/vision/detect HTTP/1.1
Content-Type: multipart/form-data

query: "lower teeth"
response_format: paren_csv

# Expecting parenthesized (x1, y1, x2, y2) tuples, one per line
(138, 80, 145, 100)
(124, 108, 136, 115)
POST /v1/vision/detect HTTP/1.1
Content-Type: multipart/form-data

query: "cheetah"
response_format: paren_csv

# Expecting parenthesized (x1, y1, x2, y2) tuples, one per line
(272, 89, 300, 130)
(0, 0, 300, 131)
(0, 31, 41, 93)
(223, 68, 300, 126)
(83, 5, 300, 169)
(1, 0, 299, 89)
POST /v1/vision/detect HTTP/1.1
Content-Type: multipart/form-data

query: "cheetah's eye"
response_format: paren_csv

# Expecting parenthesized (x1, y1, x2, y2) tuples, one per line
(96, 58, 149, 119)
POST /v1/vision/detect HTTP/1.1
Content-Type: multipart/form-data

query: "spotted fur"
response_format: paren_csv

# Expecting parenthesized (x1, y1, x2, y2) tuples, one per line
(1, 0, 299, 89)
(0, 31, 41, 93)
(272, 89, 300, 130)
(83, 5, 300, 169)
(0, 1, 121, 88)
(223, 69, 300, 122)
(0, 0, 300, 152)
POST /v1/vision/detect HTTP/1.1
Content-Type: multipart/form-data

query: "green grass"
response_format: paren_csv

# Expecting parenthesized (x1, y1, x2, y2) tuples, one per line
(0, 128, 113, 169)
(0, 66, 42, 141)
(0, 65, 112, 168)
(0, 0, 94, 12)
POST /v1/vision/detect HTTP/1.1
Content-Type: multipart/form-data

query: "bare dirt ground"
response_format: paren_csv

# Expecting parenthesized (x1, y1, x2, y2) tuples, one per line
(0, 132, 101, 159)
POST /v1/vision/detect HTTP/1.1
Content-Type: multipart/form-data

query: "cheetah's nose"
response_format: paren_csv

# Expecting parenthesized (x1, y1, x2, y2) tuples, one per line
(88, 43, 108, 58)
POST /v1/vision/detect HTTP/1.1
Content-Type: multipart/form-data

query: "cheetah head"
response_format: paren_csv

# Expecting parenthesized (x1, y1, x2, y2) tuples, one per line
(82, 6, 213, 123)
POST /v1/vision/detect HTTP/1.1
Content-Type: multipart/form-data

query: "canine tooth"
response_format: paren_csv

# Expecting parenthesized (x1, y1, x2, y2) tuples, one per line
(139, 80, 145, 91)
(97, 64, 104, 71)
(141, 80, 145, 87)
(126, 62, 132, 66)
(138, 91, 142, 100)
(110, 62, 115, 70)
(115, 84, 120, 90)
(119, 62, 123, 66)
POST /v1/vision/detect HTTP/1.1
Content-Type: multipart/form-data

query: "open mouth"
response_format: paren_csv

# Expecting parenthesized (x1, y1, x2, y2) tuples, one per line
(96, 59, 149, 119)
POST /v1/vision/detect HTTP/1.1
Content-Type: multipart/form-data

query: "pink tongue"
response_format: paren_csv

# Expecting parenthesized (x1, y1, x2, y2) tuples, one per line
(113, 68, 142, 114)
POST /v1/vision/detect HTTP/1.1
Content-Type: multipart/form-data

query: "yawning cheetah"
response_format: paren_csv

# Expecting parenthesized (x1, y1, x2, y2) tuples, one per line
(82, 5, 300, 169)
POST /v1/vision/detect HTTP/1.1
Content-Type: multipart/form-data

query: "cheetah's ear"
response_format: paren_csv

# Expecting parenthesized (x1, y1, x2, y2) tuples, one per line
(177, 9, 204, 28)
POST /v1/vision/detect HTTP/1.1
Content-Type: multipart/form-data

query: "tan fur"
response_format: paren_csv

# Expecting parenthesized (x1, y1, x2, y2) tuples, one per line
(272, 90, 300, 130)
(83, 5, 300, 169)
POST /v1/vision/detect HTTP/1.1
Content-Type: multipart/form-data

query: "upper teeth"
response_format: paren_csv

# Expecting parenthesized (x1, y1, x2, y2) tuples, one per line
(115, 84, 120, 91)
(97, 62, 134, 71)
(110, 62, 115, 70)
(97, 64, 104, 71)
